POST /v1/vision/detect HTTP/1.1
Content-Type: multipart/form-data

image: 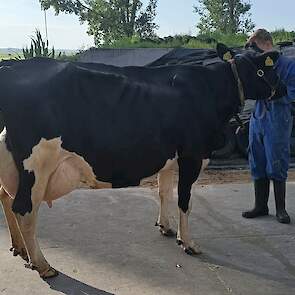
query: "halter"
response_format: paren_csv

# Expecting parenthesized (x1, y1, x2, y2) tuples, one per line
(239, 54, 280, 100)
(228, 55, 280, 130)
(229, 59, 245, 109)
(229, 55, 281, 107)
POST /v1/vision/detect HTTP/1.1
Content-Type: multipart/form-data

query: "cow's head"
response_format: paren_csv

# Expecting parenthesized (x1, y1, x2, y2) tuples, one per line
(216, 43, 286, 101)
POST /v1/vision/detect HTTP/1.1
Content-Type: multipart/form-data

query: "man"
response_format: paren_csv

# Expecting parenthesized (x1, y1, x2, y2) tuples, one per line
(242, 29, 295, 223)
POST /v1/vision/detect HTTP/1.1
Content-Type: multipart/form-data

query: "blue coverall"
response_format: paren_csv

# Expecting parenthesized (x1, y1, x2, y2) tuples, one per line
(249, 55, 295, 181)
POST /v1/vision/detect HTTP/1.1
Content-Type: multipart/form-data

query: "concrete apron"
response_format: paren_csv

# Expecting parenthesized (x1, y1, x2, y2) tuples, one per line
(1, 183, 295, 295)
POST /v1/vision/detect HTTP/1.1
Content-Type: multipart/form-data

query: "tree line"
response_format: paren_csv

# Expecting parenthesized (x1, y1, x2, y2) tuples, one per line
(39, 1, 276, 46)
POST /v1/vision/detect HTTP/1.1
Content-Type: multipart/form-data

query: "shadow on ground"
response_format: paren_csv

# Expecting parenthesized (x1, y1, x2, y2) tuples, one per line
(45, 272, 114, 295)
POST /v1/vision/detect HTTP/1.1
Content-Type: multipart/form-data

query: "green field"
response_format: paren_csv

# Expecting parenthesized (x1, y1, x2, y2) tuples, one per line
(0, 53, 21, 61)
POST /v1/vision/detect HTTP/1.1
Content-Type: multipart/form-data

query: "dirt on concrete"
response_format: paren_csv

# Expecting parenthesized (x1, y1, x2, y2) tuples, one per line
(140, 169, 295, 189)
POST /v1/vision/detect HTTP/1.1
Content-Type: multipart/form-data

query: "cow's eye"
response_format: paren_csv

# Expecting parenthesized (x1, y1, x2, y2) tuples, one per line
(257, 69, 265, 77)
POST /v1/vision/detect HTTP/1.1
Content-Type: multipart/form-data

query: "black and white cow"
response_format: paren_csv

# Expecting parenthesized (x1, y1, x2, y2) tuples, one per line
(0, 44, 285, 278)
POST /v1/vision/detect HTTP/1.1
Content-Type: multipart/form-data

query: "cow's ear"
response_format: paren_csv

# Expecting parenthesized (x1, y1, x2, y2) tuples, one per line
(256, 51, 280, 68)
(216, 43, 235, 62)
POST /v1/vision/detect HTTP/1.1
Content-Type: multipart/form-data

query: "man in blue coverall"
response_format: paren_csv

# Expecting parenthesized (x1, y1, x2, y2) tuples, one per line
(242, 29, 295, 224)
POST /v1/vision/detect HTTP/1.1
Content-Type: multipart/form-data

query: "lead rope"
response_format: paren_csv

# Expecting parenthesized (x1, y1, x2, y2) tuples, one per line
(229, 60, 246, 130)
(229, 60, 246, 109)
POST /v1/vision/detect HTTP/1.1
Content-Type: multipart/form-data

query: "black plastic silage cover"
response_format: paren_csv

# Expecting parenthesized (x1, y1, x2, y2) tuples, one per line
(147, 48, 219, 66)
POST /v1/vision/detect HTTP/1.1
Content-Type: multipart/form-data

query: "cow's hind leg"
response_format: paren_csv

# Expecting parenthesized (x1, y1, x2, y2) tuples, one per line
(12, 169, 58, 279)
(15, 207, 58, 279)
(156, 169, 176, 237)
(0, 187, 28, 261)
(177, 157, 202, 255)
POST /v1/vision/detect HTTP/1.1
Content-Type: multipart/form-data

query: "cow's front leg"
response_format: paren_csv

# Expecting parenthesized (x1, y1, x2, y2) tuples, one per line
(177, 157, 202, 255)
(156, 169, 176, 237)
(0, 187, 28, 261)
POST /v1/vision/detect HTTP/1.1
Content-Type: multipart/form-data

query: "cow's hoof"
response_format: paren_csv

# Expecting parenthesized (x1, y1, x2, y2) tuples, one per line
(25, 263, 59, 279)
(184, 246, 202, 256)
(40, 267, 59, 279)
(176, 240, 202, 255)
(10, 246, 29, 262)
(176, 239, 183, 245)
(156, 222, 176, 237)
(160, 228, 176, 237)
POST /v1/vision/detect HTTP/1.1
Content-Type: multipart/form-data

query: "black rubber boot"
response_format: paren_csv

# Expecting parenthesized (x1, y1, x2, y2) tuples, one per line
(242, 178, 270, 218)
(273, 180, 290, 224)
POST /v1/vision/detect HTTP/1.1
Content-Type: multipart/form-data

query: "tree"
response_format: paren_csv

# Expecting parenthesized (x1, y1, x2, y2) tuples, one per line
(195, 0, 254, 34)
(40, 0, 158, 45)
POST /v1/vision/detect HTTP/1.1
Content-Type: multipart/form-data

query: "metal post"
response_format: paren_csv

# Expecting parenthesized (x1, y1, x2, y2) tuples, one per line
(44, 9, 48, 43)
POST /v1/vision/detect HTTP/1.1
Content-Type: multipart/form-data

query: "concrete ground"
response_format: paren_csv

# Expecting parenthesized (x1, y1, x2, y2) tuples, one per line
(1, 182, 295, 295)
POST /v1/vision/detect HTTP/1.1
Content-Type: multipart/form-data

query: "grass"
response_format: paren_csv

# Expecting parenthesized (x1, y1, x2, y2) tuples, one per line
(0, 53, 20, 61)
(0, 52, 79, 62)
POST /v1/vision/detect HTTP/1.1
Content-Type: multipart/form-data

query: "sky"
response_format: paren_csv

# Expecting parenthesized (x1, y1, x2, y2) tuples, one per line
(0, 0, 295, 49)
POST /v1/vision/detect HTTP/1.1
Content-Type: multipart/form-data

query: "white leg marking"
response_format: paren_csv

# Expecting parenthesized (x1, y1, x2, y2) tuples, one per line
(157, 169, 176, 235)
(176, 158, 208, 254)
(177, 202, 202, 255)
(15, 207, 57, 278)
(201, 159, 209, 172)
(0, 187, 28, 260)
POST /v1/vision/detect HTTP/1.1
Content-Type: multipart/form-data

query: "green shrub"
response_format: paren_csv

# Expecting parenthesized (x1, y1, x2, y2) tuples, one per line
(18, 29, 58, 60)
(99, 32, 249, 49)
(56, 51, 81, 62)
(186, 39, 213, 48)
(271, 29, 295, 44)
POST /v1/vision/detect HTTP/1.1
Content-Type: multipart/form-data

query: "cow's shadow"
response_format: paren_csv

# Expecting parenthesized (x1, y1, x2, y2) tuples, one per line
(44, 271, 114, 295)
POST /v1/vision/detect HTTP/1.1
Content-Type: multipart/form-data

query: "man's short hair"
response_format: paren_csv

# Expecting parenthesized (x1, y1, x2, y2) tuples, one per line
(247, 29, 273, 45)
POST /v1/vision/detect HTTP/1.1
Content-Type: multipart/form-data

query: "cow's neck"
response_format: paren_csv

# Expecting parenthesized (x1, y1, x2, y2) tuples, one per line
(211, 62, 242, 125)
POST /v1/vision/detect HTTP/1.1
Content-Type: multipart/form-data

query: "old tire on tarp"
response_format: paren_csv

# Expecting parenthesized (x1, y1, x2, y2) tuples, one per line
(211, 125, 236, 159)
